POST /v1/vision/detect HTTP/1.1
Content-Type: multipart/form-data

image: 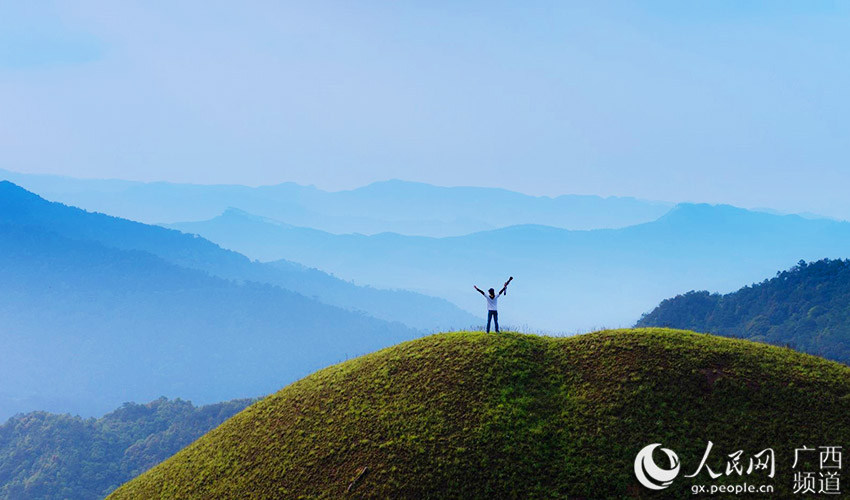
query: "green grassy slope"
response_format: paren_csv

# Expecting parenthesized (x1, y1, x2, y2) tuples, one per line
(109, 329, 850, 499)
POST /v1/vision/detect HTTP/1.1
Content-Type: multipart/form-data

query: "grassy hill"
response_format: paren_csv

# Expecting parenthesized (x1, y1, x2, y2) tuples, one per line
(109, 329, 850, 499)
(637, 259, 850, 364)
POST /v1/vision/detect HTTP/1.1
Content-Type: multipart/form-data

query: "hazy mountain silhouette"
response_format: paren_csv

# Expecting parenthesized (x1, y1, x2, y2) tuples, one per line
(0, 182, 442, 420)
(169, 203, 850, 331)
(0, 181, 475, 331)
(0, 169, 672, 235)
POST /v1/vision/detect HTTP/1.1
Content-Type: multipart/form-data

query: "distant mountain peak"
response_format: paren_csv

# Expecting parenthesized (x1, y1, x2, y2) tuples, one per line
(0, 180, 57, 216)
(653, 202, 806, 227)
(217, 207, 294, 228)
(658, 202, 837, 225)
(0, 179, 40, 197)
(664, 202, 747, 216)
(220, 207, 263, 220)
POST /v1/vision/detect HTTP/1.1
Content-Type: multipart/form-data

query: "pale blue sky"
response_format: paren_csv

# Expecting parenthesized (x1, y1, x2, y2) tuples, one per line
(2, 1, 850, 218)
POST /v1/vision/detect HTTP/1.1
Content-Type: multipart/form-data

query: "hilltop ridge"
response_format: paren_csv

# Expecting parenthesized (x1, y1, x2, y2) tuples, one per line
(110, 328, 850, 499)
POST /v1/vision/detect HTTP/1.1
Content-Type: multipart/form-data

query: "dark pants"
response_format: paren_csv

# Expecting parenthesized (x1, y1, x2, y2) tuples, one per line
(487, 310, 499, 333)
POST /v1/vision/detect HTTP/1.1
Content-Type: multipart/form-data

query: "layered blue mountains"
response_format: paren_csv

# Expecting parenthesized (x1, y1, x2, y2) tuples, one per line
(3, 171, 850, 423)
(0, 181, 473, 420)
(0, 168, 672, 235)
(167, 203, 850, 332)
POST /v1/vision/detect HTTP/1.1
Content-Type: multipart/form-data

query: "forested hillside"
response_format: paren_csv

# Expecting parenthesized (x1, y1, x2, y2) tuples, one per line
(637, 259, 850, 363)
(0, 398, 253, 500)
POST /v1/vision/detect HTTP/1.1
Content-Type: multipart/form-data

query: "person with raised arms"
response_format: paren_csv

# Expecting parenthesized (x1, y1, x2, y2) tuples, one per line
(474, 276, 512, 333)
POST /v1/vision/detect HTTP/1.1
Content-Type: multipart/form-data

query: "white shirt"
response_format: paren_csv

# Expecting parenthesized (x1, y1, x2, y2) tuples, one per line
(486, 293, 500, 311)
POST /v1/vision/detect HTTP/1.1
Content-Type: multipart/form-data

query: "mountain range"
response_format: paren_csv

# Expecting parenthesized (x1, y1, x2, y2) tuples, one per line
(168, 204, 850, 332)
(0, 180, 474, 332)
(6, 171, 850, 410)
(0, 181, 473, 420)
(0, 169, 672, 235)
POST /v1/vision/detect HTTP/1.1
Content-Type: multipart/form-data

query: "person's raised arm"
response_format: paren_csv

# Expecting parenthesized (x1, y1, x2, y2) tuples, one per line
(473, 285, 485, 296)
(499, 276, 513, 296)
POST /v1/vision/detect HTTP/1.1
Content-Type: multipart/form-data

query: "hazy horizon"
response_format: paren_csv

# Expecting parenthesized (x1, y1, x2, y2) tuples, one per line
(3, 2, 850, 219)
(3, 168, 846, 224)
